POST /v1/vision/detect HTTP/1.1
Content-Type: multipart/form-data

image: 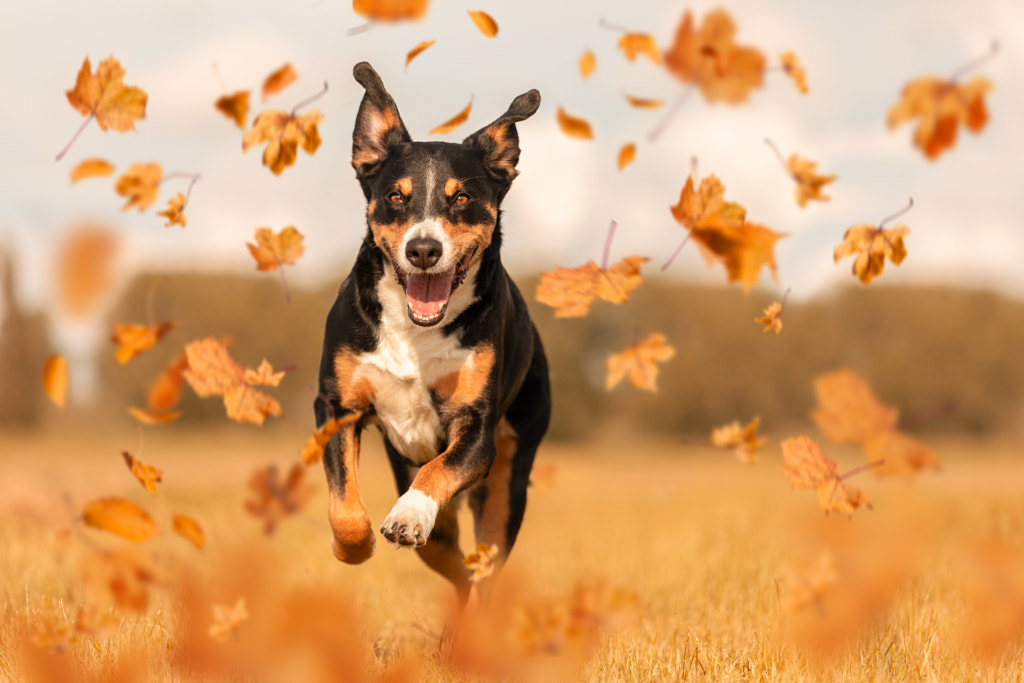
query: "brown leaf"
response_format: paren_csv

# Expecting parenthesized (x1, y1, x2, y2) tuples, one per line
(556, 107, 594, 140)
(711, 416, 767, 463)
(157, 193, 187, 228)
(755, 300, 783, 333)
(617, 142, 636, 171)
(246, 226, 305, 271)
(173, 514, 206, 549)
(261, 63, 298, 100)
(82, 498, 158, 543)
(430, 97, 473, 135)
(888, 75, 992, 159)
(780, 51, 809, 94)
(215, 90, 250, 128)
(42, 355, 68, 408)
(618, 33, 661, 65)
(70, 158, 115, 183)
(467, 10, 498, 37)
(405, 40, 436, 68)
(242, 109, 323, 175)
(245, 463, 315, 534)
(605, 333, 675, 392)
(786, 154, 836, 208)
(65, 56, 147, 132)
(579, 50, 596, 79)
(834, 223, 909, 284)
(121, 450, 162, 494)
(111, 321, 176, 365)
(536, 256, 647, 317)
(114, 162, 162, 211)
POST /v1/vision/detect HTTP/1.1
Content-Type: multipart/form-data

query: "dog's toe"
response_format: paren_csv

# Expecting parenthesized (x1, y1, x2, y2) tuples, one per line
(380, 489, 438, 549)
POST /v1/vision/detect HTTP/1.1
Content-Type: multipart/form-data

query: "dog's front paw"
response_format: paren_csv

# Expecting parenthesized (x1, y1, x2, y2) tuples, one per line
(380, 489, 438, 547)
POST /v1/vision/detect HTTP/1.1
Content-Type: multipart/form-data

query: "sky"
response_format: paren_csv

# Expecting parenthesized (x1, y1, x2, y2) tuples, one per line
(2, 0, 1023, 330)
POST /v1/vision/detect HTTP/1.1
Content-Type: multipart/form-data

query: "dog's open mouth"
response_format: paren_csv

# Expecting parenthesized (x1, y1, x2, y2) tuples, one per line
(394, 247, 476, 326)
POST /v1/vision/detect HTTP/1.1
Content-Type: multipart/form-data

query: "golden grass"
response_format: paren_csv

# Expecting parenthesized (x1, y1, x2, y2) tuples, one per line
(0, 427, 1022, 681)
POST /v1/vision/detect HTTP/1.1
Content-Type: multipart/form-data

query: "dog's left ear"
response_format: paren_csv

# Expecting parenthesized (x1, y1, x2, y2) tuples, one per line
(352, 62, 412, 188)
(463, 89, 541, 192)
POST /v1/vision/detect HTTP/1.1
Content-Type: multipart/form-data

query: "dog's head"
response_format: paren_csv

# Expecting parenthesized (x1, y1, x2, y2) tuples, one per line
(350, 62, 540, 327)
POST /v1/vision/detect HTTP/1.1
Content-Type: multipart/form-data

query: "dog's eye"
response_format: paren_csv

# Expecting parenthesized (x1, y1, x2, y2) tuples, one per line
(387, 192, 404, 204)
(454, 193, 469, 205)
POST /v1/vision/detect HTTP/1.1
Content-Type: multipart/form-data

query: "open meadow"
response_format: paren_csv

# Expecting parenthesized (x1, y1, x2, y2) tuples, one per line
(1, 427, 1022, 681)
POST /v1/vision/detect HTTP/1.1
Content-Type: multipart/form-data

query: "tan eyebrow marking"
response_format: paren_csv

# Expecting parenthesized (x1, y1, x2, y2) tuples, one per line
(444, 178, 462, 196)
(396, 177, 413, 195)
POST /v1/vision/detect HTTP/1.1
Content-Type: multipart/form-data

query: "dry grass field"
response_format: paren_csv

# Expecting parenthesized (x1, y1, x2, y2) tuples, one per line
(1, 426, 1022, 681)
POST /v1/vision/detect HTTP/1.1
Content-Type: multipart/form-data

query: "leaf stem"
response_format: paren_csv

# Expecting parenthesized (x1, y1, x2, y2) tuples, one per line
(277, 260, 292, 304)
(211, 62, 229, 93)
(878, 197, 914, 228)
(346, 22, 374, 36)
(601, 220, 618, 270)
(598, 17, 632, 34)
(661, 234, 691, 272)
(839, 459, 886, 481)
(291, 81, 329, 116)
(648, 87, 693, 142)
(55, 113, 94, 161)
(763, 138, 792, 177)
(949, 40, 999, 82)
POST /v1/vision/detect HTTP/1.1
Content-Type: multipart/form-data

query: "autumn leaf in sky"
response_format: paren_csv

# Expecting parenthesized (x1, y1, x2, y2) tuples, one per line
(82, 498, 159, 543)
(780, 51, 809, 94)
(834, 199, 913, 284)
(183, 337, 283, 426)
(467, 10, 498, 38)
(812, 368, 898, 444)
(121, 451, 162, 494)
(755, 300, 783, 333)
(148, 352, 189, 411)
(712, 416, 767, 464)
(247, 226, 305, 271)
(463, 543, 499, 583)
(405, 40, 436, 68)
(556, 107, 594, 140)
(242, 87, 324, 175)
(157, 193, 187, 228)
(173, 514, 206, 549)
(617, 143, 636, 171)
(579, 50, 597, 79)
(42, 355, 68, 408)
(606, 333, 675, 392)
(353, 0, 430, 22)
(301, 413, 362, 465)
(127, 406, 182, 425)
(781, 551, 837, 613)
(215, 90, 250, 128)
(245, 463, 315, 534)
(114, 162, 162, 211)
(663, 8, 766, 104)
(618, 33, 661, 65)
(112, 321, 175, 365)
(58, 56, 147, 160)
(765, 139, 836, 208)
(55, 226, 119, 318)
(780, 435, 872, 518)
(244, 359, 286, 387)
(261, 63, 297, 100)
(623, 93, 665, 109)
(70, 158, 115, 183)
(430, 97, 473, 135)
(862, 429, 938, 478)
(536, 256, 647, 317)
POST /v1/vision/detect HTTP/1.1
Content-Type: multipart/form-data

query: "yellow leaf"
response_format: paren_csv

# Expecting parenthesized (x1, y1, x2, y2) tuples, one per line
(618, 33, 661, 65)
(114, 162, 162, 211)
(65, 56, 147, 132)
(755, 300, 783, 333)
(780, 51, 809, 94)
(712, 416, 767, 463)
(536, 256, 647, 317)
(246, 226, 305, 271)
(605, 333, 675, 392)
(242, 108, 323, 175)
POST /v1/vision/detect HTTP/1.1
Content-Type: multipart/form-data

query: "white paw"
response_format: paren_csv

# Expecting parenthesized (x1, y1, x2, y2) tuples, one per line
(380, 489, 438, 548)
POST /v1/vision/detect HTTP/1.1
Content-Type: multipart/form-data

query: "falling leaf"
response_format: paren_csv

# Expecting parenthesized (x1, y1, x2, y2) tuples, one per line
(148, 352, 189, 411)
(215, 90, 250, 128)
(244, 359, 286, 387)
(247, 226, 305, 271)
(79, 547, 157, 612)
(606, 333, 675, 392)
(780, 51, 809, 94)
(242, 108, 323, 175)
(664, 8, 766, 104)
(711, 416, 767, 463)
(127, 406, 183, 425)
(70, 158, 115, 183)
(114, 162, 162, 211)
(579, 50, 596, 79)
(780, 435, 872, 518)
(623, 93, 665, 109)
(173, 514, 206, 549)
(811, 369, 898, 445)
(467, 10, 498, 37)
(618, 33, 661, 65)
(405, 40, 436, 68)
(354, 0, 430, 22)
(463, 543, 499, 583)
(556, 107, 594, 140)
(862, 429, 938, 478)
(756, 301, 783, 333)
(781, 551, 838, 612)
(301, 413, 362, 465)
(54, 226, 119, 317)
(65, 56, 147, 132)
(786, 154, 836, 208)
(888, 75, 992, 159)
(536, 256, 647, 317)
(111, 321, 176, 365)
(42, 355, 68, 408)
(183, 337, 283, 426)
(430, 97, 473, 135)
(121, 451, 162, 493)
(209, 598, 249, 642)
(157, 193, 187, 228)
(834, 223, 909, 284)
(82, 498, 159, 543)
(617, 143, 636, 171)
(245, 463, 315, 534)
(261, 63, 298, 100)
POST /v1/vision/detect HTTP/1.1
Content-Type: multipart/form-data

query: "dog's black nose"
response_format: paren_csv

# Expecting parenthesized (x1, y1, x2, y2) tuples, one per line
(406, 237, 443, 269)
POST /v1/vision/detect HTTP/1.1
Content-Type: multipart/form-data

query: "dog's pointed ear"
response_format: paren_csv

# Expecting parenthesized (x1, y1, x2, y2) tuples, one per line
(463, 89, 541, 190)
(351, 62, 411, 184)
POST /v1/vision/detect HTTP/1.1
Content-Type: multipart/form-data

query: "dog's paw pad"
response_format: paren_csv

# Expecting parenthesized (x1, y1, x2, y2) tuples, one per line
(380, 489, 438, 548)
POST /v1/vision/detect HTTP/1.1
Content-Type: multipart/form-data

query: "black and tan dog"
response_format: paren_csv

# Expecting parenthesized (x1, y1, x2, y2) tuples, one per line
(314, 62, 550, 603)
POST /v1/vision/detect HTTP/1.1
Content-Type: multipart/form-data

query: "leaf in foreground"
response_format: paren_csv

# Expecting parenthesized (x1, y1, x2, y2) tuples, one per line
(82, 498, 158, 542)
(579, 50, 596, 79)
(618, 33, 661, 65)
(42, 355, 68, 408)
(245, 463, 315, 534)
(711, 416, 767, 463)
(780, 51, 809, 94)
(353, 0, 430, 22)
(605, 333, 675, 392)
(617, 142, 636, 171)
(55, 227, 119, 317)
(786, 154, 836, 207)
(811, 368, 898, 445)
(183, 337, 283, 426)
(463, 543, 499, 583)
(405, 40, 436, 68)
(536, 256, 647, 317)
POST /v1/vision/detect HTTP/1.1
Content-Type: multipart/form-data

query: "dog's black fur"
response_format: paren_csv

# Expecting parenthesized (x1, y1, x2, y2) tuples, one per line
(314, 62, 550, 602)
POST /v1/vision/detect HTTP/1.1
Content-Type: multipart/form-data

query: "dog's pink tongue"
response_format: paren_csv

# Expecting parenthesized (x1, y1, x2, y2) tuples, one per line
(405, 271, 454, 320)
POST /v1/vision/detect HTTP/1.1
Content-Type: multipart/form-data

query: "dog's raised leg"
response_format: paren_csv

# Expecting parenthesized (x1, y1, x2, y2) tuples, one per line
(321, 415, 376, 565)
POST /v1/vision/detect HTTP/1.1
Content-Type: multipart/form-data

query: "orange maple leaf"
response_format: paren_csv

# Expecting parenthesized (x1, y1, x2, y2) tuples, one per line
(65, 56, 147, 132)
(617, 143, 636, 171)
(786, 154, 836, 207)
(82, 498, 159, 543)
(781, 551, 838, 613)
(172, 514, 206, 549)
(261, 63, 298, 100)
(244, 359, 286, 387)
(888, 75, 992, 159)
(245, 463, 315, 534)
(121, 451, 162, 494)
(148, 351, 189, 411)
(301, 413, 362, 465)
(126, 406, 182, 425)
(536, 255, 647, 317)
(711, 416, 767, 463)
(157, 193, 187, 228)
(183, 337, 283, 426)
(463, 543, 499, 583)
(664, 9, 766, 104)
(780, 51, 809, 94)
(862, 429, 939, 478)
(78, 547, 158, 612)
(242, 108, 323, 175)
(623, 93, 665, 109)
(618, 33, 661, 65)
(780, 435, 872, 518)
(42, 354, 68, 408)
(556, 107, 594, 140)
(811, 368, 898, 444)
(215, 90, 250, 128)
(111, 321, 175, 365)
(70, 158, 115, 183)
(430, 97, 473, 135)
(605, 333, 675, 392)
(353, 0, 430, 22)
(579, 50, 597, 79)
(114, 162, 162, 211)
(247, 226, 305, 271)
(755, 300, 783, 333)
(405, 40, 436, 68)
(467, 10, 498, 38)
(55, 227, 119, 317)
(834, 222, 909, 285)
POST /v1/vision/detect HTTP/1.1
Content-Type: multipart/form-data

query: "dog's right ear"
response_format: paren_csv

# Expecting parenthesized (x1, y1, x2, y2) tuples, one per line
(351, 62, 411, 186)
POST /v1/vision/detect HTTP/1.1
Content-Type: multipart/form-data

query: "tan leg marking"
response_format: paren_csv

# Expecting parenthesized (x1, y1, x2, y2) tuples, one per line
(476, 417, 516, 551)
